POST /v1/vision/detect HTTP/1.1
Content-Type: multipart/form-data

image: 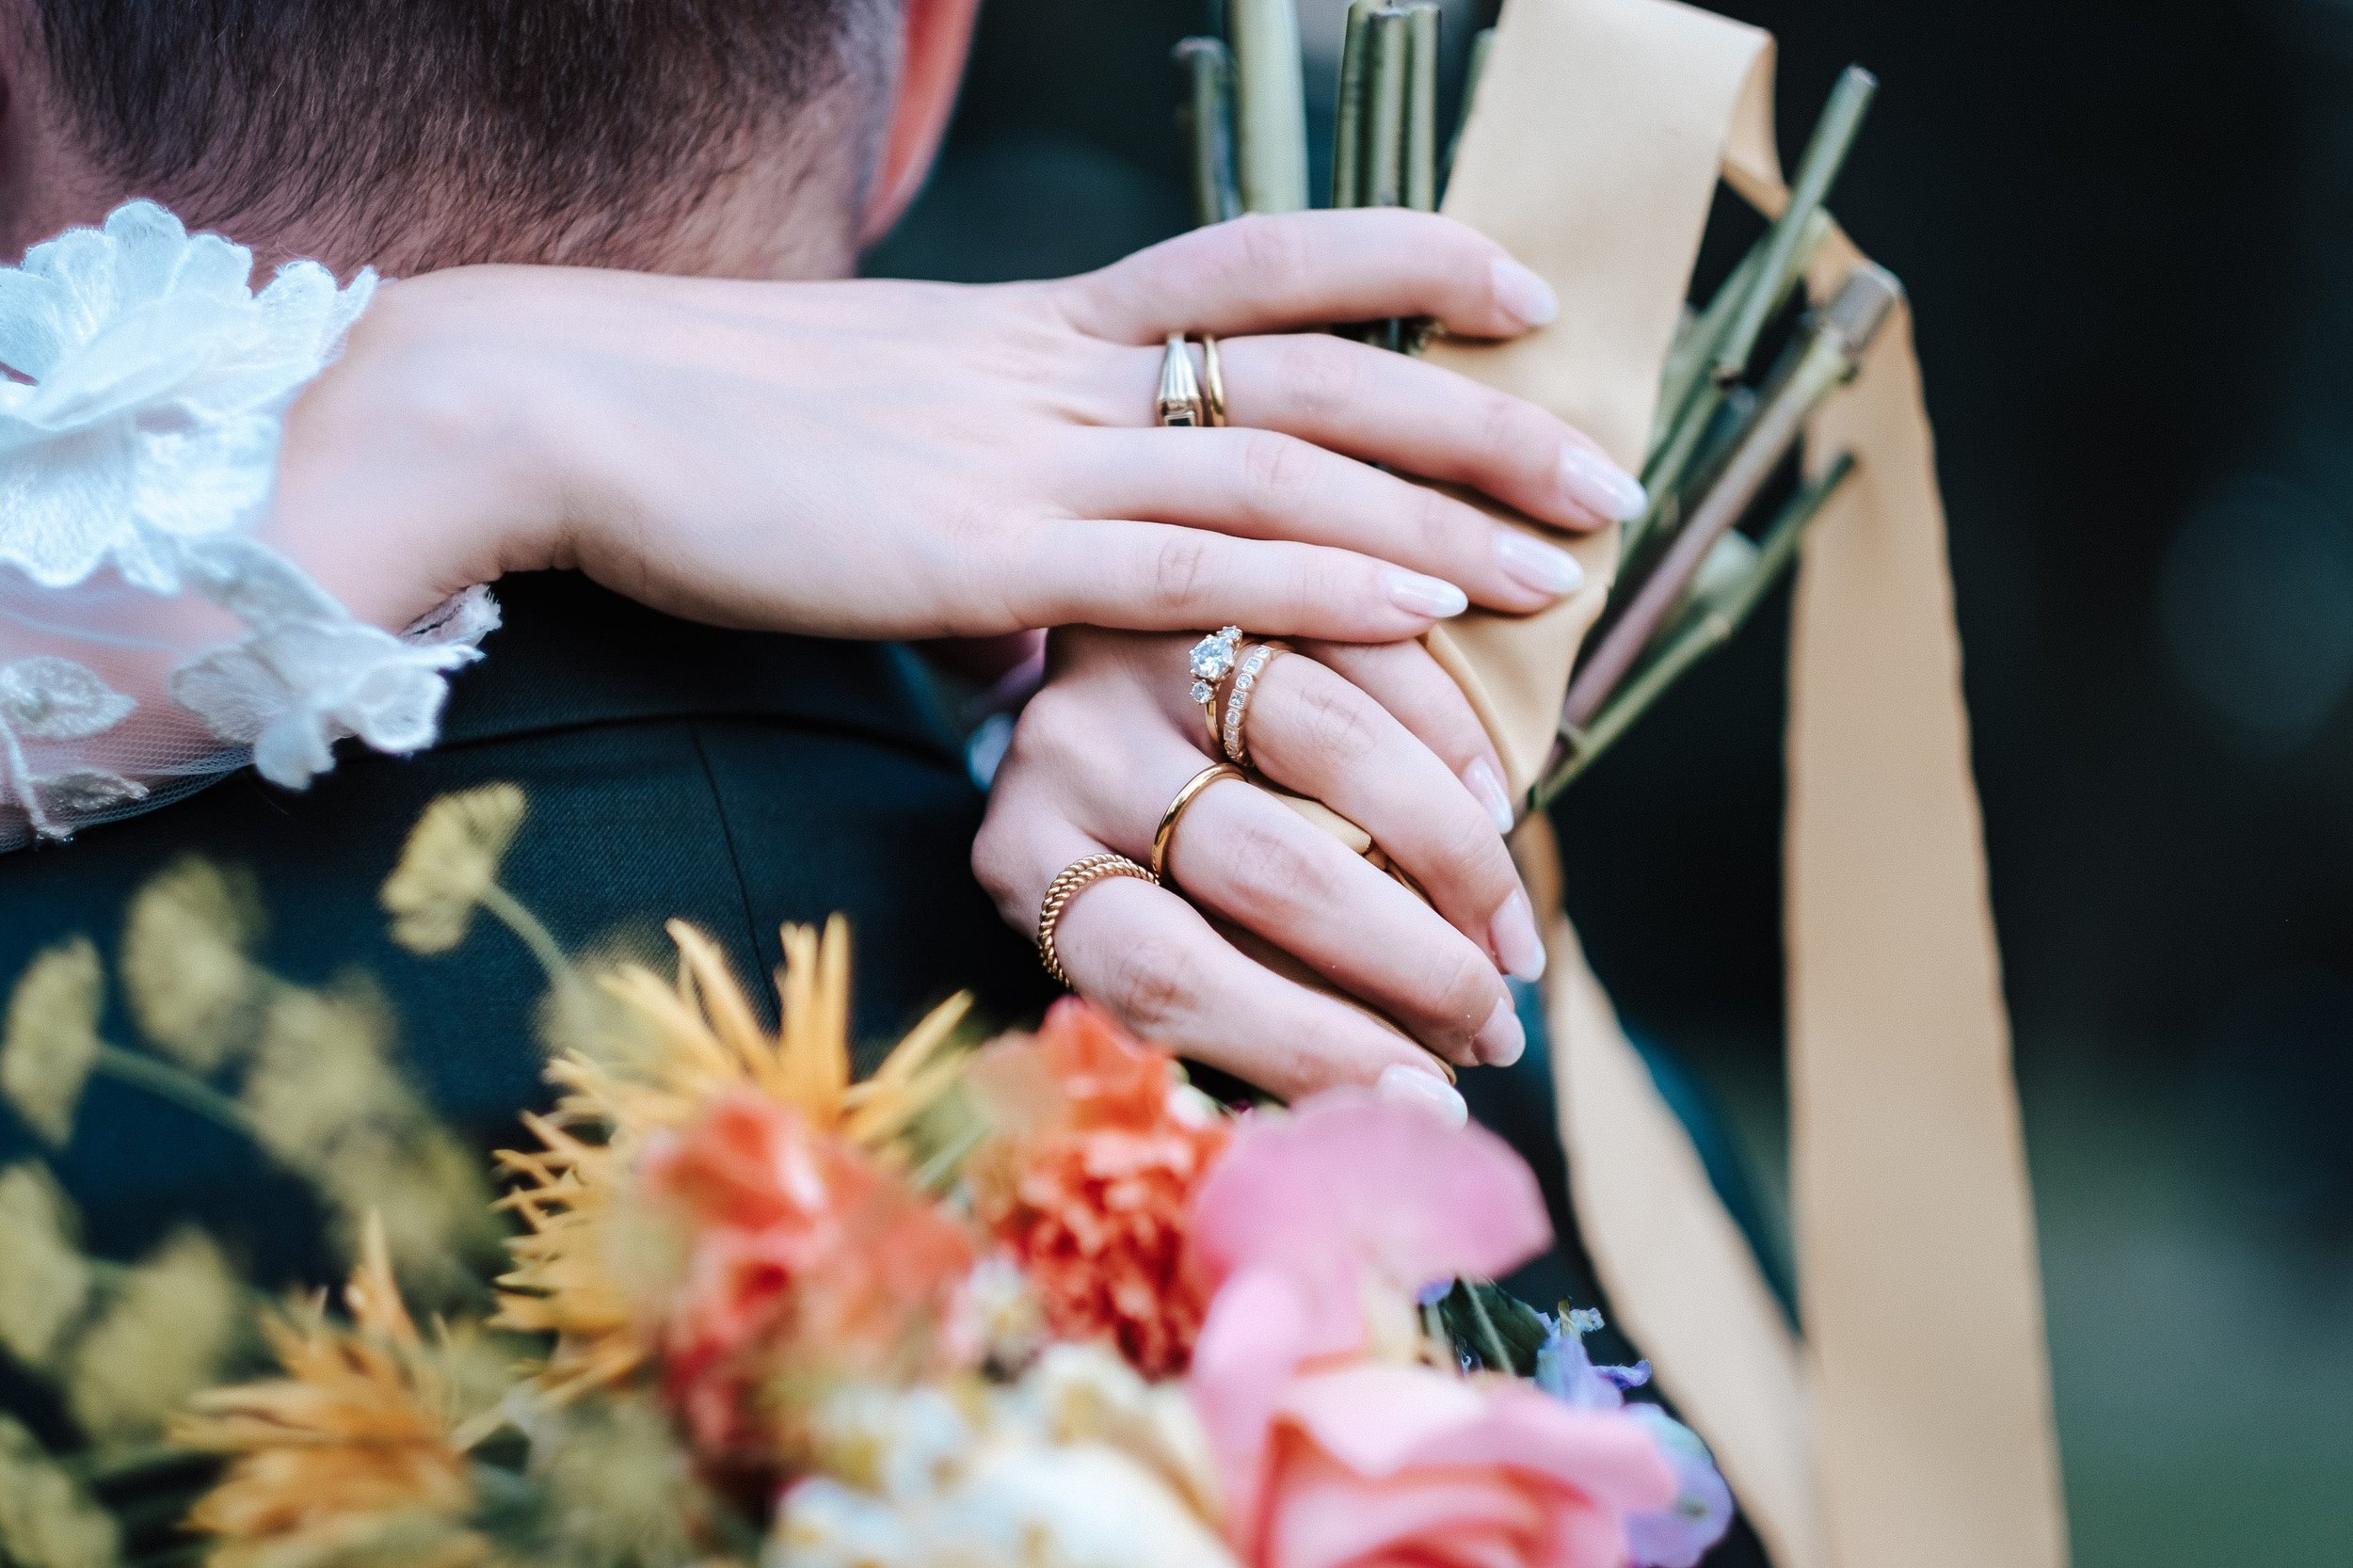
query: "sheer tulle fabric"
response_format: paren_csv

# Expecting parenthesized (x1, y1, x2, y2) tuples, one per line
(0, 201, 495, 852)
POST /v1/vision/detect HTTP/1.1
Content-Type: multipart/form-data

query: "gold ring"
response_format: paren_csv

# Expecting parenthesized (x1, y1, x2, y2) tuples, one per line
(1152, 762, 1245, 886)
(1220, 639, 1290, 767)
(1156, 332, 1207, 426)
(1198, 335, 1228, 426)
(1036, 853, 1158, 988)
(1188, 625, 1243, 746)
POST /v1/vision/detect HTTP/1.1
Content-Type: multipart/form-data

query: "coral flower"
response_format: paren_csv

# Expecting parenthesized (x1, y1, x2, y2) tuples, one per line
(971, 1000, 1230, 1378)
(494, 918, 969, 1400)
(642, 1093, 975, 1457)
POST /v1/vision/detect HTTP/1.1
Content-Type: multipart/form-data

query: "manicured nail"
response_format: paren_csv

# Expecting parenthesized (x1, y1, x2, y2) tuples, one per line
(1383, 569, 1469, 619)
(1463, 758, 1515, 836)
(1490, 890, 1548, 984)
(1496, 529, 1585, 598)
(1561, 446, 1648, 523)
(1377, 1064, 1470, 1128)
(1491, 256, 1559, 328)
(1474, 995, 1526, 1067)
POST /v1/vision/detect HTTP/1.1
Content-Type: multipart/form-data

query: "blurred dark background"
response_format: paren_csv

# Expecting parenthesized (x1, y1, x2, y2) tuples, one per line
(873, 2, 2353, 1562)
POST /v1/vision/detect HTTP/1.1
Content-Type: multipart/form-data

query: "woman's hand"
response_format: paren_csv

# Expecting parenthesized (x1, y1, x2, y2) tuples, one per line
(972, 626, 1548, 1113)
(273, 210, 1642, 643)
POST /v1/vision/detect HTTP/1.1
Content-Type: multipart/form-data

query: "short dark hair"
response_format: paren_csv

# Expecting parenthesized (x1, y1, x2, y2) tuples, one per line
(24, 0, 893, 266)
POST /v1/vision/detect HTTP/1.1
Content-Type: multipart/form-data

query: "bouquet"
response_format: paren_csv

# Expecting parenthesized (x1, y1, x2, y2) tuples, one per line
(1177, 0, 1897, 805)
(0, 787, 1732, 1568)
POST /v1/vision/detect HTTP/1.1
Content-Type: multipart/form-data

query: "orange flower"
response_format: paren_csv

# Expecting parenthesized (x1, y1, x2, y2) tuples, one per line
(642, 1093, 975, 1458)
(971, 1001, 1230, 1379)
(493, 918, 971, 1401)
(173, 1218, 502, 1568)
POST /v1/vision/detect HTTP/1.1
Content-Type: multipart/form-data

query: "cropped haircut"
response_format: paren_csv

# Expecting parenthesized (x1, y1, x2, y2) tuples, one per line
(22, 0, 894, 265)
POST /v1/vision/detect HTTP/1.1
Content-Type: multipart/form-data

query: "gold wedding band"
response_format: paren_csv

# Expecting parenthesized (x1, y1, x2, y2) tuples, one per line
(1220, 638, 1290, 767)
(1036, 853, 1158, 988)
(1188, 625, 1243, 747)
(1156, 334, 1226, 427)
(1157, 332, 1206, 426)
(1152, 762, 1246, 886)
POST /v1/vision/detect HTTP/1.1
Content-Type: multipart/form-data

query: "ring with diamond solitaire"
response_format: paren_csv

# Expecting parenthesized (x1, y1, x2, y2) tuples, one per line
(1188, 626, 1243, 747)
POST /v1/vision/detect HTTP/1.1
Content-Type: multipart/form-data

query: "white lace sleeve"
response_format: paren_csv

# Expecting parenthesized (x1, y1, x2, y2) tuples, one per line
(0, 201, 497, 852)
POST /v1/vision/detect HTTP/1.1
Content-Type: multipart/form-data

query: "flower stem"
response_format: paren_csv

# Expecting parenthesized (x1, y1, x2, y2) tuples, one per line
(1533, 454, 1857, 809)
(88, 1045, 257, 1142)
(1445, 26, 1495, 181)
(1176, 38, 1243, 226)
(1403, 4, 1440, 213)
(1332, 2, 1378, 209)
(1227, 0, 1310, 213)
(479, 881, 592, 1050)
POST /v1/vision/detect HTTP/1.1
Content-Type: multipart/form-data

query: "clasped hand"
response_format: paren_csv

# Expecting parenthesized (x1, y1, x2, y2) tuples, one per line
(275, 209, 1641, 1103)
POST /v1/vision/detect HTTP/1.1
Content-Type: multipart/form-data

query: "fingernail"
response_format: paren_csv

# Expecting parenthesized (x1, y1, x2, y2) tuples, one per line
(1491, 257, 1559, 328)
(1463, 758, 1515, 836)
(1378, 1064, 1470, 1128)
(1560, 446, 1648, 523)
(1496, 529, 1585, 598)
(1383, 569, 1469, 619)
(1474, 996, 1526, 1067)
(1490, 889, 1548, 984)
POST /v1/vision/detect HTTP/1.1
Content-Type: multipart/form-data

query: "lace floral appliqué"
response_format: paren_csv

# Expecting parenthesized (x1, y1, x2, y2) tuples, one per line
(0, 201, 497, 849)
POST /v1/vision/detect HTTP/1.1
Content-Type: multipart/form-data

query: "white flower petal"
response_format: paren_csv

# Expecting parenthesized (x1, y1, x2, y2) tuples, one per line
(35, 769, 148, 816)
(0, 272, 69, 381)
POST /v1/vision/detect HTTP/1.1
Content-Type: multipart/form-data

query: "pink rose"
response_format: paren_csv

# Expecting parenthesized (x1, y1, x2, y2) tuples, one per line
(1183, 1094, 1687, 1567)
(1254, 1362, 1678, 1568)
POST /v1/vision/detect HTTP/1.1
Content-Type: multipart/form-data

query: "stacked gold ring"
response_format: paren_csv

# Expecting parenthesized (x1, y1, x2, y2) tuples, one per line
(1220, 638, 1290, 767)
(1035, 853, 1158, 988)
(1152, 762, 1245, 886)
(1155, 334, 1228, 428)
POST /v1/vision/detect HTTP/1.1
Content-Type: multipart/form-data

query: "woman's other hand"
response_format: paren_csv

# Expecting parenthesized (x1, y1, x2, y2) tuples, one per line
(973, 626, 1548, 1112)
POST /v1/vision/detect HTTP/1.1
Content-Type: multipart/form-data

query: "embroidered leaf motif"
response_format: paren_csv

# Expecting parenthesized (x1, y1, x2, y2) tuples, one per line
(33, 769, 147, 815)
(0, 657, 135, 741)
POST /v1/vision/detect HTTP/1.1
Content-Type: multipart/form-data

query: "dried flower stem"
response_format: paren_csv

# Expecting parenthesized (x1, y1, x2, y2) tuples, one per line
(1403, 5, 1440, 212)
(1332, 2, 1378, 208)
(88, 1044, 255, 1142)
(1563, 265, 1900, 733)
(1535, 455, 1856, 807)
(1176, 38, 1242, 226)
(1227, 0, 1310, 213)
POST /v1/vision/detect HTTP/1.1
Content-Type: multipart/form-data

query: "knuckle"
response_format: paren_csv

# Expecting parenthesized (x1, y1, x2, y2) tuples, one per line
(1227, 214, 1311, 295)
(1222, 816, 1333, 916)
(1285, 338, 1368, 424)
(1096, 936, 1209, 1040)
(1423, 941, 1500, 1031)
(1407, 485, 1468, 564)
(1238, 429, 1312, 517)
(1289, 675, 1382, 766)
(1142, 532, 1216, 616)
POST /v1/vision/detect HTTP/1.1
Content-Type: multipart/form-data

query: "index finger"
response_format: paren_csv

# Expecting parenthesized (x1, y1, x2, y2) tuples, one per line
(1057, 210, 1558, 345)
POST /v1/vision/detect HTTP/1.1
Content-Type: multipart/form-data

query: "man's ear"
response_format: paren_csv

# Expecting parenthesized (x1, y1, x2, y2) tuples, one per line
(856, 0, 982, 247)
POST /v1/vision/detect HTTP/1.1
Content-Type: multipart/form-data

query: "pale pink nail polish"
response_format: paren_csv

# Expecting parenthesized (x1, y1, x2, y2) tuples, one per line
(1491, 256, 1559, 328)
(1490, 890, 1548, 984)
(1383, 569, 1469, 619)
(1497, 530, 1585, 597)
(1475, 995, 1526, 1067)
(1560, 446, 1648, 523)
(1377, 1064, 1470, 1127)
(1463, 758, 1515, 836)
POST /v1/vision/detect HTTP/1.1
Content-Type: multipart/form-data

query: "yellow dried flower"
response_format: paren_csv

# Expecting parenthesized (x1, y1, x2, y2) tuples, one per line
(240, 980, 495, 1291)
(381, 785, 526, 955)
(492, 918, 971, 1398)
(63, 1227, 239, 1443)
(0, 1414, 119, 1568)
(0, 1164, 92, 1368)
(119, 856, 264, 1072)
(1, 939, 104, 1145)
(175, 1218, 502, 1568)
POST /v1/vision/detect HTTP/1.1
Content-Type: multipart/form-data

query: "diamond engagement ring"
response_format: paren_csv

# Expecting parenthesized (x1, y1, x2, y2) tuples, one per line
(1189, 626, 1242, 747)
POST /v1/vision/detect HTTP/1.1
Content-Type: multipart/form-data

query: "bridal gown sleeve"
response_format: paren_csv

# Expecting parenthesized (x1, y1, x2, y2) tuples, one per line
(0, 202, 496, 852)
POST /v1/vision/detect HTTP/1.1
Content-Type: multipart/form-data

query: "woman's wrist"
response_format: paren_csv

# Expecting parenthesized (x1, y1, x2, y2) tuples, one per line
(273, 268, 567, 630)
